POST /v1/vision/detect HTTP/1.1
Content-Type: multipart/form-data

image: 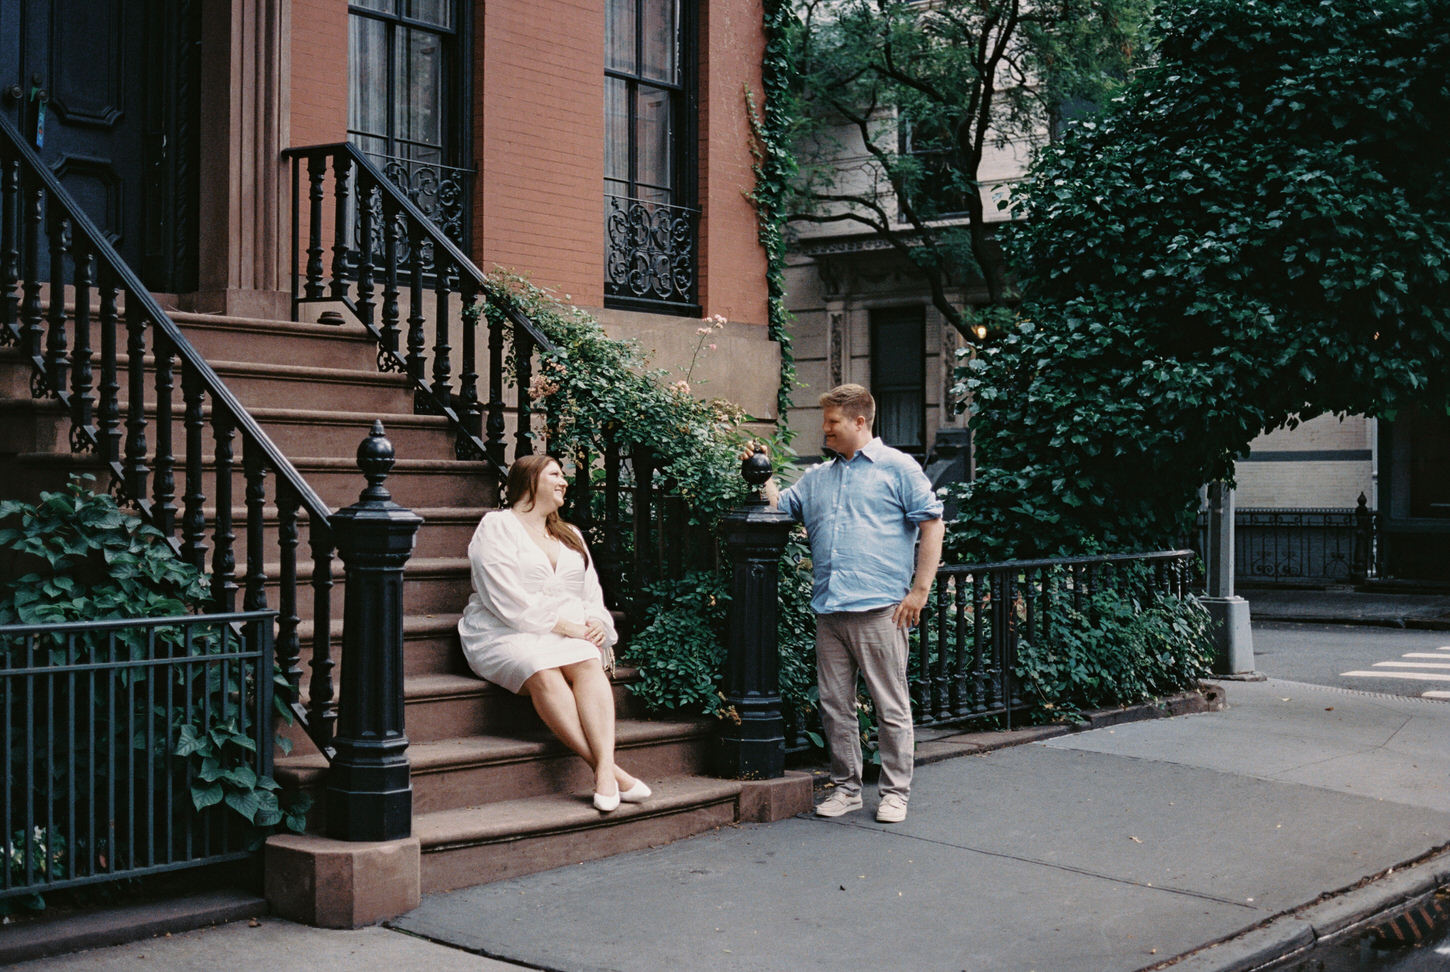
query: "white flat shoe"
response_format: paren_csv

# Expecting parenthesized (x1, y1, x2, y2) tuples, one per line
(619, 780, 652, 803)
(593, 790, 620, 812)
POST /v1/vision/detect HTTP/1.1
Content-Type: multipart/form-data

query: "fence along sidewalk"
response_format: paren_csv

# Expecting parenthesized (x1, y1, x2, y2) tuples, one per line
(784, 549, 1198, 752)
(1, 611, 275, 903)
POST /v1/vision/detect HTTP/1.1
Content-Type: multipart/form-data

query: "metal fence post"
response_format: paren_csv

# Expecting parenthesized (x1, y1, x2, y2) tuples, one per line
(1351, 492, 1371, 583)
(716, 447, 795, 780)
(325, 421, 424, 841)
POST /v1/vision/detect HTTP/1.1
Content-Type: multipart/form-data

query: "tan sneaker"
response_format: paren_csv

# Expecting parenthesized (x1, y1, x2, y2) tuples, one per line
(876, 794, 908, 823)
(814, 791, 864, 817)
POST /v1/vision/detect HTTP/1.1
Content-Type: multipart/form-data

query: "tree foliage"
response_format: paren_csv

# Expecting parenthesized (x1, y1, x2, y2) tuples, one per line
(952, 0, 1450, 559)
(786, 0, 1156, 337)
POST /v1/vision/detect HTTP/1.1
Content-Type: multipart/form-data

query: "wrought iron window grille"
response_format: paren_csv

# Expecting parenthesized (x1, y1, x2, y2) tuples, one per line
(604, 194, 700, 311)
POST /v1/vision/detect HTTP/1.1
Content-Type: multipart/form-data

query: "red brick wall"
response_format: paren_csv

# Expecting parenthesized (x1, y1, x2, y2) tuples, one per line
(289, 0, 348, 147)
(698, 0, 769, 326)
(475, 0, 606, 305)
(282, 1, 770, 328)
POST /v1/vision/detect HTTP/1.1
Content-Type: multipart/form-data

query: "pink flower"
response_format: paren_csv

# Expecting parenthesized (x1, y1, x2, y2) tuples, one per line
(708, 343, 717, 351)
(696, 326, 713, 336)
(670, 379, 692, 396)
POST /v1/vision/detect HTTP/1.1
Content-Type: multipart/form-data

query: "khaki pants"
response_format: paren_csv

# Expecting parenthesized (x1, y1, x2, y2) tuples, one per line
(815, 607, 914, 802)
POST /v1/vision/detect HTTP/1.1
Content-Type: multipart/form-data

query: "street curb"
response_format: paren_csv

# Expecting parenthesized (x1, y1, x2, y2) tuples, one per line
(911, 685, 1224, 766)
(1254, 613, 1450, 631)
(0, 889, 267, 966)
(1144, 844, 1450, 971)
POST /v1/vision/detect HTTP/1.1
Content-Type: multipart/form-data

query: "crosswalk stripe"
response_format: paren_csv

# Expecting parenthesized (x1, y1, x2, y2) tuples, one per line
(1341, 670, 1450, 682)
(1373, 661, 1450, 669)
(1403, 653, 1450, 659)
(1424, 691, 1450, 699)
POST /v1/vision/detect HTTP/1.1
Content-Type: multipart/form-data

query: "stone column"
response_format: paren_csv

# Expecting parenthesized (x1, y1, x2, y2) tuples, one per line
(190, 0, 291, 318)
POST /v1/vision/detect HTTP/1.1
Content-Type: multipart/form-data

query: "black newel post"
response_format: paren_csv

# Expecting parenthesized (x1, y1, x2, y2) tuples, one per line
(716, 447, 795, 780)
(325, 421, 424, 841)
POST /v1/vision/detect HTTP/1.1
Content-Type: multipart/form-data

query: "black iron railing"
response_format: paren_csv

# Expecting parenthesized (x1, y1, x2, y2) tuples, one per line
(285, 142, 555, 470)
(0, 113, 342, 760)
(1194, 495, 1380, 587)
(782, 549, 1197, 752)
(285, 143, 711, 628)
(1, 611, 274, 901)
(363, 152, 472, 252)
(605, 194, 700, 311)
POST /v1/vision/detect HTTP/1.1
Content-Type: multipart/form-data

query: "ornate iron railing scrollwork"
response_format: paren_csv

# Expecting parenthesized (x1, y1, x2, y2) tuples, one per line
(605, 194, 699, 308)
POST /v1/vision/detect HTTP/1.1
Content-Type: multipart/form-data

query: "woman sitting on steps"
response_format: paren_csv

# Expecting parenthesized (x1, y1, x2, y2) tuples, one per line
(458, 454, 651, 812)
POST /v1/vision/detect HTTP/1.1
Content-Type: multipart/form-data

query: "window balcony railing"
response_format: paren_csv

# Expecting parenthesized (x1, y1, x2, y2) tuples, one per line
(605, 194, 700, 312)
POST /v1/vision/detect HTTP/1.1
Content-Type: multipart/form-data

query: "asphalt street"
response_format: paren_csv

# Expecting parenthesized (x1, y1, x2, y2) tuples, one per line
(1252, 620, 1450, 699)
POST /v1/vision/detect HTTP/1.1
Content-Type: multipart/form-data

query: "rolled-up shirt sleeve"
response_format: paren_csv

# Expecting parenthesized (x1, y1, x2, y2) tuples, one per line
(470, 518, 559, 634)
(899, 463, 944, 523)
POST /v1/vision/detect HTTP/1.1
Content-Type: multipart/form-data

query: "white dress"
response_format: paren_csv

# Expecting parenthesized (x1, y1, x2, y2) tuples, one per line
(457, 510, 619, 694)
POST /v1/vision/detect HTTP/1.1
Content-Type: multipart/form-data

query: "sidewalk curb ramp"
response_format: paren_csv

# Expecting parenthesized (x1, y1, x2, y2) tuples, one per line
(1145, 845, 1450, 972)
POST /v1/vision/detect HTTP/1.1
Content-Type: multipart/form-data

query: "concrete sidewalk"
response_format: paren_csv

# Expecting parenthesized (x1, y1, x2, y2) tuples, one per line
(15, 677, 1450, 972)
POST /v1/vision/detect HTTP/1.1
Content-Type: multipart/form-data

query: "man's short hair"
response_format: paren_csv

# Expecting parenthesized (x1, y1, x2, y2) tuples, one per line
(819, 384, 875, 425)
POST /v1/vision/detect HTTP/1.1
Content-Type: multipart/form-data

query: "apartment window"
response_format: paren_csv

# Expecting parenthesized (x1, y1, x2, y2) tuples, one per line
(898, 116, 971, 220)
(604, 0, 699, 311)
(349, 0, 471, 247)
(871, 307, 926, 453)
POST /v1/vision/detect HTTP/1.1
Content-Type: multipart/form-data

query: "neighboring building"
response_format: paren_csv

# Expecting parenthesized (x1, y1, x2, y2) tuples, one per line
(782, 106, 1029, 466)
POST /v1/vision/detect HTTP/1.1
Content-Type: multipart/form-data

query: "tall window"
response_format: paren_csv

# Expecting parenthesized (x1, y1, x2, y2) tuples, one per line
(349, 1, 470, 246)
(605, 0, 698, 311)
(871, 307, 926, 454)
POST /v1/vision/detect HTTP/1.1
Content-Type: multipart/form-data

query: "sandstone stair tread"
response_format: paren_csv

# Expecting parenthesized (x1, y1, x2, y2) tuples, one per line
(413, 774, 742, 847)
(275, 716, 704, 778)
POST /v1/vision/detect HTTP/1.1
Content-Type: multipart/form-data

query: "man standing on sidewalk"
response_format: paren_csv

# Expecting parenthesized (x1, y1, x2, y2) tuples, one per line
(765, 384, 944, 823)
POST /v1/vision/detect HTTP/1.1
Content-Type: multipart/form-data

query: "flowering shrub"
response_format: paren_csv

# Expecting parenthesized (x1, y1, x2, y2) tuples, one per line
(483, 271, 756, 529)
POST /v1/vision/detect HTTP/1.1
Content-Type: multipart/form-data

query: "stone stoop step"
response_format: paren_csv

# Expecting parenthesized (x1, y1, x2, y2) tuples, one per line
(414, 775, 744, 893)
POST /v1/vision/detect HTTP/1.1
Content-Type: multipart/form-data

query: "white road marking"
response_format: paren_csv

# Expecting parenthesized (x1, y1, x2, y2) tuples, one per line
(1340, 670, 1450, 682)
(1402, 653, 1450, 659)
(1372, 661, 1450, 669)
(1424, 691, 1450, 700)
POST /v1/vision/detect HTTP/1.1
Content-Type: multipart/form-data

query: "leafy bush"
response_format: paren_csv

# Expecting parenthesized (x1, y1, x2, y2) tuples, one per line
(1014, 585, 1215, 721)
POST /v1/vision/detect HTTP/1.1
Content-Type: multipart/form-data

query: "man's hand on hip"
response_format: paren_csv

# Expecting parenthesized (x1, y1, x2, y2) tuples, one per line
(892, 587, 930, 629)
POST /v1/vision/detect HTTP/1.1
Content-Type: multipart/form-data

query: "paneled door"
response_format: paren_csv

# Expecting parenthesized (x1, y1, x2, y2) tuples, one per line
(1, 0, 150, 273)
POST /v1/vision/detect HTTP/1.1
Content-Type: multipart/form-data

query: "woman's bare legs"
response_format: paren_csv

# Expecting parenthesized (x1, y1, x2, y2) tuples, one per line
(520, 664, 641, 794)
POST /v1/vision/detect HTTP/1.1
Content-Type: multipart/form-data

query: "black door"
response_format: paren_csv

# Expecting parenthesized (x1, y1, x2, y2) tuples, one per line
(2, 0, 197, 290)
(2, 0, 148, 271)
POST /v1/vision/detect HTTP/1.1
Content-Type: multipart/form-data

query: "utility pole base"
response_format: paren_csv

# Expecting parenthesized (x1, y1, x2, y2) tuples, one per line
(1203, 595, 1255, 675)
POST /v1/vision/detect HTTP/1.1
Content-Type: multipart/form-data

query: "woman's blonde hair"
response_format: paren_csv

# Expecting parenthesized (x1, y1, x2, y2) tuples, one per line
(505, 455, 589, 566)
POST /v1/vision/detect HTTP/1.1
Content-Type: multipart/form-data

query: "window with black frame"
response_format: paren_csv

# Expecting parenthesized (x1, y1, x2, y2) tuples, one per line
(897, 115, 972, 221)
(349, 0, 471, 249)
(605, 0, 699, 312)
(870, 306, 926, 455)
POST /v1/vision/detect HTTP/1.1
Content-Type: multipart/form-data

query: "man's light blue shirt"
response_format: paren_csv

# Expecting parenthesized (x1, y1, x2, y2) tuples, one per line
(778, 438, 944, 615)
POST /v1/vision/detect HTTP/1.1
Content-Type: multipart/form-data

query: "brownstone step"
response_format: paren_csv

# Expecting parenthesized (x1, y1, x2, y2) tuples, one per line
(170, 311, 378, 368)
(400, 671, 647, 744)
(274, 715, 709, 812)
(414, 775, 742, 893)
